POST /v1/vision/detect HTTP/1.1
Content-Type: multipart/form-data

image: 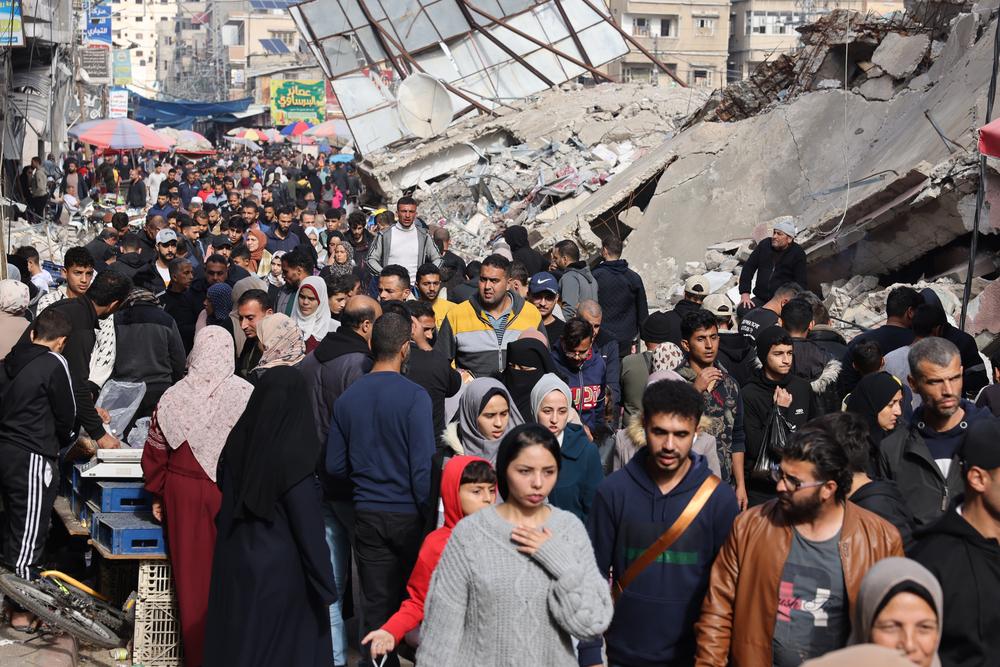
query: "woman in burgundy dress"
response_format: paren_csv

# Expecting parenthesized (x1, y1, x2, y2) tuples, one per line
(142, 325, 254, 667)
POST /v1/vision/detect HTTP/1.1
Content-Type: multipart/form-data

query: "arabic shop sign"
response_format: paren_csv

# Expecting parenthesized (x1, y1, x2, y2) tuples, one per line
(269, 79, 325, 125)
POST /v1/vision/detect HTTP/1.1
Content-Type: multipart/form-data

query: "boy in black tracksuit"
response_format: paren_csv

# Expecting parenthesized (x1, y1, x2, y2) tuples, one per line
(0, 309, 76, 580)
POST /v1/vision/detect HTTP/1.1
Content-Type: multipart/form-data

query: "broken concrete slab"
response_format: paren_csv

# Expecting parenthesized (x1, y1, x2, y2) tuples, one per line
(871, 32, 931, 78)
(858, 75, 897, 100)
(624, 12, 999, 304)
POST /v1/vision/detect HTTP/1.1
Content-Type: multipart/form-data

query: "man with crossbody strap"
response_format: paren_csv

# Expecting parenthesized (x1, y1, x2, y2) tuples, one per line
(584, 379, 739, 667)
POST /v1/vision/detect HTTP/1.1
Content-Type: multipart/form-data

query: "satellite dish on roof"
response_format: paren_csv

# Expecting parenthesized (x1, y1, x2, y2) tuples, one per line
(396, 73, 453, 139)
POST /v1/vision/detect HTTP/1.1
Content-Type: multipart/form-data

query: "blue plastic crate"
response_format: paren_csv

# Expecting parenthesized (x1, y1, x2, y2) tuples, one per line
(91, 481, 153, 513)
(92, 512, 165, 556)
(70, 490, 86, 520)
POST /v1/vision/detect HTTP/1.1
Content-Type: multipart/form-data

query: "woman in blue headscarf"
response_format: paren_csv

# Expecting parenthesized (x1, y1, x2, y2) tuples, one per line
(198, 282, 234, 337)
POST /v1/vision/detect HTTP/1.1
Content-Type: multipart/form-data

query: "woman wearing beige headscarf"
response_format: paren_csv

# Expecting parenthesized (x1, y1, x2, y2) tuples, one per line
(849, 557, 943, 667)
(0, 279, 29, 358)
(249, 313, 305, 384)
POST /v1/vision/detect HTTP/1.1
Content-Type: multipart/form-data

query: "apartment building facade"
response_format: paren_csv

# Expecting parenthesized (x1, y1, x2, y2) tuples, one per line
(728, 0, 904, 81)
(606, 0, 732, 88)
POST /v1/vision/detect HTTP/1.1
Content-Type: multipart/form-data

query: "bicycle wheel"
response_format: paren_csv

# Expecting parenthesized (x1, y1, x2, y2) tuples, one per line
(0, 572, 122, 648)
(41, 574, 129, 635)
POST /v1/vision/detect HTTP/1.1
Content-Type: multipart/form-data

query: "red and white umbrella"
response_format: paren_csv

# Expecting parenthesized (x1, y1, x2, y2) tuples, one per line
(69, 118, 172, 151)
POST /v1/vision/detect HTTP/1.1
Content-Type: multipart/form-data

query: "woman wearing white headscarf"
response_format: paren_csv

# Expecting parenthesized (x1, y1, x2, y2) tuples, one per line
(304, 226, 327, 266)
(530, 373, 603, 522)
(291, 276, 331, 353)
(0, 279, 30, 358)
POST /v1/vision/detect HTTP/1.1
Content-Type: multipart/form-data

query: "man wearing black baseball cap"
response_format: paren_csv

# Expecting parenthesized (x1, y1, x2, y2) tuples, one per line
(527, 272, 563, 348)
(912, 418, 1000, 667)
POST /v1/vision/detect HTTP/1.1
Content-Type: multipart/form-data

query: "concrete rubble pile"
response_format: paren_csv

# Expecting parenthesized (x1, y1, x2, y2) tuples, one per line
(361, 83, 709, 259)
(7, 219, 91, 266)
(609, 5, 1000, 321)
(359, 3, 1000, 341)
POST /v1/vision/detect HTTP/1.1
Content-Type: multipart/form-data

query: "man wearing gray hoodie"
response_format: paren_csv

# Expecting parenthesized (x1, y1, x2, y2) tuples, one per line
(551, 239, 597, 319)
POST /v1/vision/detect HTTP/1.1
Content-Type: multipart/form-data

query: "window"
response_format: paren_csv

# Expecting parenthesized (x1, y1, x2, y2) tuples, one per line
(690, 68, 713, 86)
(632, 17, 649, 37)
(160, 16, 168, 21)
(694, 17, 715, 36)
(747, 11, 805, 35)
(223, 22, 245, 46)
(659, 17, 677, 38)
(271, 30, 296, 45)
(625, 66, 652, 83)
(135, 50, 143, 56)
(139, 59, 146, 66)
(135, 33, 142, 39)
(134, 15, 143, 22)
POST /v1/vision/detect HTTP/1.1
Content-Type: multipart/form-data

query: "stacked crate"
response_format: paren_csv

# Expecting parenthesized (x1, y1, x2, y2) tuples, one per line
(70, 463, 165, 557)
(132, 561, 183, 667)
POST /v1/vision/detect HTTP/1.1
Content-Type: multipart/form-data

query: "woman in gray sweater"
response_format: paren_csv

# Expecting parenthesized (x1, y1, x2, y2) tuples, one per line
(416, 424, 613, 666)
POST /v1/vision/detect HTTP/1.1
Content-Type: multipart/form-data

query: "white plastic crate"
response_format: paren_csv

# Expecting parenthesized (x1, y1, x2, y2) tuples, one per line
(132, 560, 184, 666)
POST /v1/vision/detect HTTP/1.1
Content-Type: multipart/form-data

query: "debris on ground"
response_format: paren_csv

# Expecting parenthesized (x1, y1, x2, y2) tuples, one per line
(361, 83, 709, 259)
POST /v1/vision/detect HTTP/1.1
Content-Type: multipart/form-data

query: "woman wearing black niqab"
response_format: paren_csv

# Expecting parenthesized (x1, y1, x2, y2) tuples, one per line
(500, 336, 556, 419)
(203, 366, 337, 667)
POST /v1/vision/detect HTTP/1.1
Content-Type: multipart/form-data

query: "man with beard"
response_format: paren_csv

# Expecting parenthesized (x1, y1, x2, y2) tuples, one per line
(550, 318, 608, 431)
(235, 289, 272, 379)
(435, 254, 543, 377)
(675, 310, 748, 508)
(133, 229, 178, 294)
(878, 337, 992, 529)
(160, 258, 199, 352)
(738, 216, 807, 312)
(266, 206, 301, 254)
(415, 263, 451, 329)
(137, 215, 168, 264)
(696, 414, 903, 667)
(587, 380, 739, 667)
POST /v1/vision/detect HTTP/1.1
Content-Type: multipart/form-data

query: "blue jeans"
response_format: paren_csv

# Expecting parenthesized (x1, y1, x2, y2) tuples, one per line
(322, 500, 353, 665)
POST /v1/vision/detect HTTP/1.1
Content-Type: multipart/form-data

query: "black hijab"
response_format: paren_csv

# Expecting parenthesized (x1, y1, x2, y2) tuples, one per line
(219, 366, 321, 521)
(845, 371, 902, 447)
(501, 337, 555, 420)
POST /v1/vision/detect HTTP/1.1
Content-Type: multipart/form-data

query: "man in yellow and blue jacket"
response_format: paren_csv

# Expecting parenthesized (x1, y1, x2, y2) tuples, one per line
(435, 254, 545, 378)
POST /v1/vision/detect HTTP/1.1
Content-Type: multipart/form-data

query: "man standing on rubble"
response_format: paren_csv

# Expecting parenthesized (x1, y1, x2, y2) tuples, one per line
(366, 197, 441, 282)
(738, 217, 807, 312)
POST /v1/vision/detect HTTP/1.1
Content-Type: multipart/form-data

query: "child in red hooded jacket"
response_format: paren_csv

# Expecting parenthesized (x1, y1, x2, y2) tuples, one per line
(362, 455, 496, 661)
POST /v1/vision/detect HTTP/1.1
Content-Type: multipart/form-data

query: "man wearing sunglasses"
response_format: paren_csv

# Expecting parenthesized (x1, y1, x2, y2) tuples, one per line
(695, 414, 904, 667)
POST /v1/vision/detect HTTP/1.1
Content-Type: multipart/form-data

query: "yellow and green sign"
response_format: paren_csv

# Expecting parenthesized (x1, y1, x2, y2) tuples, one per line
(269, 79, 326, 125)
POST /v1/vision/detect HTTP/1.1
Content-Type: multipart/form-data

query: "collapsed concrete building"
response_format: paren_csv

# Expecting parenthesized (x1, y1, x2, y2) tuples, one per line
(360, 6, 1000, 345)
(360, 83, 709, 259)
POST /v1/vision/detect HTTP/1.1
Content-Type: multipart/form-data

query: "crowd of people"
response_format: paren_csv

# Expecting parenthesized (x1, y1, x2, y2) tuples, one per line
(0, 150, 997, 667)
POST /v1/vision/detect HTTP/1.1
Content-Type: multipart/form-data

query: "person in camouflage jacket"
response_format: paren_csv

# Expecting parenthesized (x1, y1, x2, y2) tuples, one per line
(674, 310, 748, 509)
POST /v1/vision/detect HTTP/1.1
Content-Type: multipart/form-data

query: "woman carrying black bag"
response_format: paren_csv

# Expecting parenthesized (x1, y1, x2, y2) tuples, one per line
(741, 326, 819, 506)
